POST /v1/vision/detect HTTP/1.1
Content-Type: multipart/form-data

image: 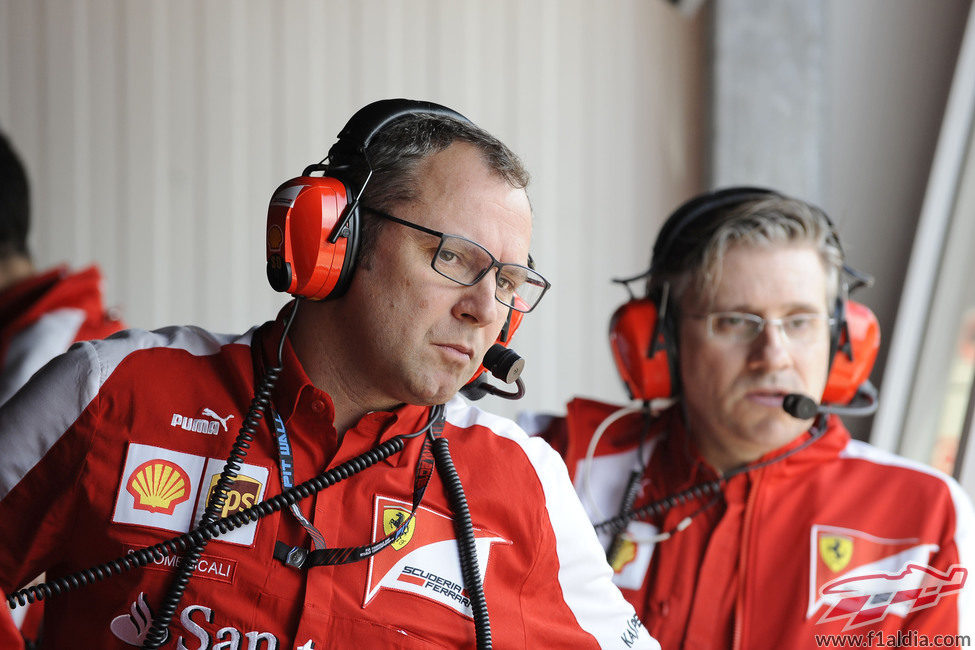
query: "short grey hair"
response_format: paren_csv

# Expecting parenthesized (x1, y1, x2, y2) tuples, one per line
(653, 195, 845, 311)
(330, 111, 530, 265)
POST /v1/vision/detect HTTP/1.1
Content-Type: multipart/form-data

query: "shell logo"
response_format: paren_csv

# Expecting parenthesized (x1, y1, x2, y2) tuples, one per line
(267, 224, 284, 251)
(609, 538, 638, 574)
(126, 459, 192, 515)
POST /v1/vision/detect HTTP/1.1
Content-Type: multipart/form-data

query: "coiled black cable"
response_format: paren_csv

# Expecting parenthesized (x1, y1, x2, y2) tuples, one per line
(6, 433, 407, 610)
(604, 469, 644, 565)
(8, 417, 490, 647)
(142, 301, 300, 647)
(430, 436, 492, 650)
(602, 412, 653, 564)
(595, 478, 724, 535)
(594, 414, 830, 537)
(141, 362, 284, 647)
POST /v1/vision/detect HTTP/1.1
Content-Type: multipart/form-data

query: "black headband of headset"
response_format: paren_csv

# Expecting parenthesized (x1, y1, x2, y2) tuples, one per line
(650, 186, 848, 280)
(326, 98, 471, 167)
(651, 187, 777, 276)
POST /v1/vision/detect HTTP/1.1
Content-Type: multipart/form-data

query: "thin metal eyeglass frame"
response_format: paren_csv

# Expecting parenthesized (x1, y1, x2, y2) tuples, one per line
(699, 311, 835, 344)
(362, 206, 550, 313)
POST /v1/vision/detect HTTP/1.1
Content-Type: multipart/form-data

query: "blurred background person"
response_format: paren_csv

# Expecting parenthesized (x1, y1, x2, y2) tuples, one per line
(0, 130, 124, 405)
(0, 129, 125, 648)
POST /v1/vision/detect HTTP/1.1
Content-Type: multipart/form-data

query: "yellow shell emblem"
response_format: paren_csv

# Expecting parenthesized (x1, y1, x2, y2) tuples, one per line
(383, 508, 416, 551)
(819, 535, 854, 573)
(267, 225, 284, 251)
(609, 539, 638, 573)
(126, 460, 191, 515)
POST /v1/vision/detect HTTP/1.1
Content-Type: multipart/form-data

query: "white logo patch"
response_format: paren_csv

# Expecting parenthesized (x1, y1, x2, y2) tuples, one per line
(610, 520, 658, 591)
(364, 496, 510, 617)
(113, 443, 268, 546)
(110, 592, 159, 646)
(112, 444, 205, 533)
(807, 524, 937, 620)
(111, 595, 283, 648)
(191, 458, 269, 546)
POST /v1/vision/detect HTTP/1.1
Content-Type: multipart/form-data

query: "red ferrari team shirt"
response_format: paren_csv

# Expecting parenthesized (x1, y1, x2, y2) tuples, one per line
(0, 265, 124, 405)
(0, 320, 656, 649)
(529, 397, 974, 650)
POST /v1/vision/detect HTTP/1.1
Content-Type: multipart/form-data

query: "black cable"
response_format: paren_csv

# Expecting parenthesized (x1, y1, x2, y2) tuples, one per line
(141, 300, 300, 648)
(8, 399, 441, 614)
(596, 476, 724, 536)
(430, 436, 492, 650)
(7, 433, 407, 610)
(594, 414, 830, 536)
(604, 469, 644, 566)
(603, 411, 653, 565)
(478, 377, 525, 400)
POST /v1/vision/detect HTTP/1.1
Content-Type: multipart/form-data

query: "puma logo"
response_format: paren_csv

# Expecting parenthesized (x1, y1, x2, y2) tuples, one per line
(202, 408, 234, 431)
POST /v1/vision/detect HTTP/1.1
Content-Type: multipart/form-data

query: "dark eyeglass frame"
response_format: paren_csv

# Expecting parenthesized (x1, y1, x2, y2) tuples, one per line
(362, 206, 550, 313)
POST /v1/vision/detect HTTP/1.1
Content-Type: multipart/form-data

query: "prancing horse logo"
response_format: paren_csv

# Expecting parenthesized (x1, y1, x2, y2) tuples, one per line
(819, 535, 854, 573)
(383, 508, 416, 550)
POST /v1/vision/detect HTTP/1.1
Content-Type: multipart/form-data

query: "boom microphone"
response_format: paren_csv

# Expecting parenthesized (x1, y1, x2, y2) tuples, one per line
(782, 393, 819, 419)
(458, 344, 526, 401)
(483, 343, 524, 384)
(782, 381, 879, 420)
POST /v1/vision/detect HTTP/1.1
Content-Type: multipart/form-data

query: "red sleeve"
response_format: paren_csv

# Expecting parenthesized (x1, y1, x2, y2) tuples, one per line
(0, 344, 101, 593)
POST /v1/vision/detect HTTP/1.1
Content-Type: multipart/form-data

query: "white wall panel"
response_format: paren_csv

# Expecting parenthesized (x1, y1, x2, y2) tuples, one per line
(0, 0, 707, 419)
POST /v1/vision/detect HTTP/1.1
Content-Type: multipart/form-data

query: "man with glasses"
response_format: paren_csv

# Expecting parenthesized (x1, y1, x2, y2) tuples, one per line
(524, 188, 974, 648)
(362, 206, 549, 315)
(0, 101, 656, 648)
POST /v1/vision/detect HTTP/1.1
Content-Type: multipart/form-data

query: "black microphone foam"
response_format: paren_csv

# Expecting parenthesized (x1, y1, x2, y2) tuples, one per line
(782, 393, 819, 420)
(482, 344, 525, 384)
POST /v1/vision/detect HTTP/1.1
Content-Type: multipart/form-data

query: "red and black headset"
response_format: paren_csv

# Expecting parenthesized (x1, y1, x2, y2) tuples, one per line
(264, 98, 525, 396)
(608, 186, 880, 412)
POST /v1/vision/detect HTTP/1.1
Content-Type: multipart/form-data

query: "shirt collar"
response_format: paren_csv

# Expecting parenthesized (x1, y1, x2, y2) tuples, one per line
(252, 305, 434, 466)
(252, 310, 308, 424)
(661, 404, 850, 483)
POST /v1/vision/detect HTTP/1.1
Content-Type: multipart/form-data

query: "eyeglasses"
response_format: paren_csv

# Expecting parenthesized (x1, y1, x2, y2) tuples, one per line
(700, 311, 834, 345)
(363, 207, 551, 313)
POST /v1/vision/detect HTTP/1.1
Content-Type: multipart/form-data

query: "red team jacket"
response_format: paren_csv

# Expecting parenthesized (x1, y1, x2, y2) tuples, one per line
(531, 397, 974, 649)
(0, 319, 656, 649)
(0, 264, 123, 642)
(0, 265, 124, 404)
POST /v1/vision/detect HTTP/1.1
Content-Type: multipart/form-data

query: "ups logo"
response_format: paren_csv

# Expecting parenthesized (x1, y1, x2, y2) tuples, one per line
(205, 474, 263, 518)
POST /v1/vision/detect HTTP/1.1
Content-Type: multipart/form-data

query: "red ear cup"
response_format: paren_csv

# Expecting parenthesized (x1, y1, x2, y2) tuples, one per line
(266, 176, 355, 301)
(608, 298, 673, 402)
(821, 300, 880, 405)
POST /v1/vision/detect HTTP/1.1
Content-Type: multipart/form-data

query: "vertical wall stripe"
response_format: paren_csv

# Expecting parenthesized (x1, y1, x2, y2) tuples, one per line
(0, 0, 706, 420)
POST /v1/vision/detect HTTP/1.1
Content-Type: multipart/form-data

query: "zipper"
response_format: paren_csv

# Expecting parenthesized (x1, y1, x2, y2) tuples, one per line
(732, 465, 764, 650)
